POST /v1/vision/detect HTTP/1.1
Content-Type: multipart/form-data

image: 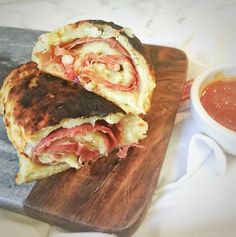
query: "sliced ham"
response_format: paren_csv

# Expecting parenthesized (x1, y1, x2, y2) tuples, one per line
(38, 36, 139, 91)
(117, 144, 144, 158)
(76, 143, 100, 161)
(79, 53, 138, 91)
(45, 140, 99, 162)
(46, 142, 78, 153)
(63, 37, 130, 57)
(32, 123, 120, 164)
(80, 53, 125, 71)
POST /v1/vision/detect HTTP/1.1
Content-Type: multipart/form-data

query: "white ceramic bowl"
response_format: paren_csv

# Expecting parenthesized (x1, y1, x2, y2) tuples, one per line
(190, 65, 236, 156)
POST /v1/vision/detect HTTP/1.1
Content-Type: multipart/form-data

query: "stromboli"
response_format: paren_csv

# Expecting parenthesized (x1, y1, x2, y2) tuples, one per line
(32, 20, 156, 114)
(0, 62, 148, 184)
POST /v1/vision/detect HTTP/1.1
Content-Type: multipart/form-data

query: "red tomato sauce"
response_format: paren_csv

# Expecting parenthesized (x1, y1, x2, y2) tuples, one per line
(200, 73, 236, 132)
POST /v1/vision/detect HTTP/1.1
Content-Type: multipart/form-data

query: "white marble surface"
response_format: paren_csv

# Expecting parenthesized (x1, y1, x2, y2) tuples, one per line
(0, 0, 236, 66)
(0, 0, 236, 237)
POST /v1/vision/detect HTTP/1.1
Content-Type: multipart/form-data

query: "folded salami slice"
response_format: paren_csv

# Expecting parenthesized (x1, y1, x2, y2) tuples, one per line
(32, 20, 156, 114)
(0, 62, 148, 184)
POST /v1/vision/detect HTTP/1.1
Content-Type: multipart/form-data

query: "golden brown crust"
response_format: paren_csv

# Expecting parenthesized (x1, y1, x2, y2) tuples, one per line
(1, 62, 124, 135)
(16, 151, 70, 184)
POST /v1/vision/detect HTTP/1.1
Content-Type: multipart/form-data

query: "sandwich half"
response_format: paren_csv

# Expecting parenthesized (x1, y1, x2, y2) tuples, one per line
(32, 20, 156, 114)
(0, 62, 148, 184)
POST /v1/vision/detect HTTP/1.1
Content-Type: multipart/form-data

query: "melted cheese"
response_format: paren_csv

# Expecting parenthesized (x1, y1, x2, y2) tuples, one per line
(75, 131, 107, 154)
(76, 41, 121, 57)
(119, 114, 148, 145)
(39, 153, 80, 168)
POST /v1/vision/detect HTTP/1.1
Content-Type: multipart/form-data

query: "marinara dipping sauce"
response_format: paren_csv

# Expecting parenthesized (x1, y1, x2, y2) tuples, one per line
(200, 73, 236, 132)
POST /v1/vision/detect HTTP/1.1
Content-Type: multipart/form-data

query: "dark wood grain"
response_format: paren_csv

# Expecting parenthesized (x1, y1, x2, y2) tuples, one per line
(23, 45, 188, 236)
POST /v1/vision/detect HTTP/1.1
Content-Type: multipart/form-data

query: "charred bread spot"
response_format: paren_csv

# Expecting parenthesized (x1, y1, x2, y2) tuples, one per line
(4, 62, 124, 134)
(88, 20, 123, 31)
(123, 33, 145, 55)
(88, 20, 145, 55)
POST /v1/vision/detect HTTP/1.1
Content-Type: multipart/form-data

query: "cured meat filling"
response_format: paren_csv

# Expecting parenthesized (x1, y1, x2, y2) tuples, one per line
(36, 37, 139, 91)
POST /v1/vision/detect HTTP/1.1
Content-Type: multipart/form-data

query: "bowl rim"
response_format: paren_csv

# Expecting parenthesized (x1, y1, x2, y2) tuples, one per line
(190, 64, 236, 136)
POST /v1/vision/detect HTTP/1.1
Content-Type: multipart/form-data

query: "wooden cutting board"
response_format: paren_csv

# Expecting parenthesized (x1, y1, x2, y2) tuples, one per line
(0, 27, 187, 237)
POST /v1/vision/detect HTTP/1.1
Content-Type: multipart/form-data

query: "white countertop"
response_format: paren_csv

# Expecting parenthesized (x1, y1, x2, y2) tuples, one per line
(0, 0, 236, 237)
(0, 0, 236, 66)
